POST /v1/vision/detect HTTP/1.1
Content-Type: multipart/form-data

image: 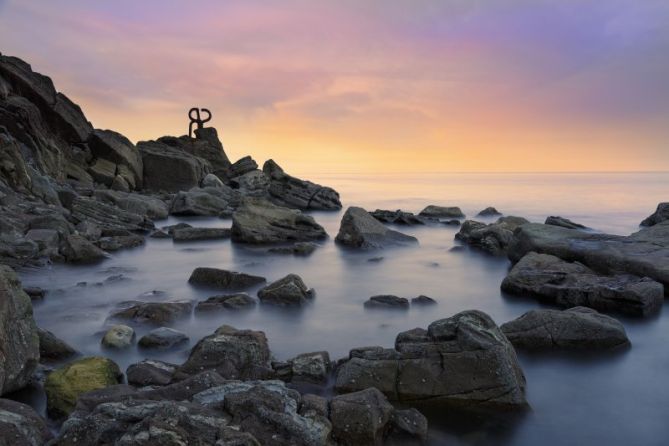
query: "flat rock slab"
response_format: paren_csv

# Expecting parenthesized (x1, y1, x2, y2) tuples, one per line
(109, 301, 193, 326)
(138, 327, 189, 349)
(501, 307, 630, 351)
(189, 267, 266, 290)
(172, 227, 231, 242)
(195, 293, 257, 312)
(364, 295, 409, 309)
(419, 205, 465, 219)
(335, 207, 418, 249)
(501, 252, 663, 317)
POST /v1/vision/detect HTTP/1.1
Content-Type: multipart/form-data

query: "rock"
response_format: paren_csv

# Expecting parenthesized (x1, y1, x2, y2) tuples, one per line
(335, 207, 418, 249)
(501, 252, 663, 317)
(174, 325, 272, 381)
(335, 310, 527, 407)
(138, 327, 189, 349)
(45, 356, 122, 418)
(229, 169, 270, 197)
(227, 155, 258, 178)
(419, 205, 464, 219)
(126, 359, 178, 386)
(640, 202, 669, 227)
(263, 159, 341, 210)
(257, 274, 315, 306)
(477, 207, 502, 217)
(28, 213, 74, 236)
(110, 301, 193, 326)
(60, 234, 107, 263)
(23, 287, 45, 301)
(87, 158, 116, 186)
(110, 174, 130, 192)
(0, 398, 53, 446)
(101, 324, 135, 349)
(195, 294, 257, 312)
(370, 209, 425, 225)
(501, 307, 630, 350)
(173, 227, 231, 242)
(138, 139, 210, 192)
(25, 228, 59, 251)
(411, 295, 437, 305)
(545, 216, 587, 229)
(38, 328, 76, 360)
(189, 127, 232, 176)
(388, 408, 429, 444)
(330, 388, 394, 446)
(149, 228, 169, 238)
(88, 129, 143, 189)
(93, 189, 169, 220)
(169, 186, 240, 217)
(455, 216, 529, 256)
(96, 234, 144, 252)
(70, 196, 154, 232)
(163, 222, 192, 234)
(201, 173, 224, 188)
(364, 295, 409, 309)
(268, 241, 319, 256)
(189, 267, 266, 290)
(231, 197, 328, 244)
(289, 351, 331, 384)
(299, 394, 329, 419)
(0, 265, 39, 395)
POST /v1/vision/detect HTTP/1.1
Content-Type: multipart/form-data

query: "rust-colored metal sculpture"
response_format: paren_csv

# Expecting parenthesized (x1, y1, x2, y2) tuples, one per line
(188, 107, 212, 138)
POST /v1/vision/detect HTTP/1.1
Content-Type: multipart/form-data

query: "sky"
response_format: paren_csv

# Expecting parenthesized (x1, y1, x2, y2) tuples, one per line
(1, 0, 668, 174)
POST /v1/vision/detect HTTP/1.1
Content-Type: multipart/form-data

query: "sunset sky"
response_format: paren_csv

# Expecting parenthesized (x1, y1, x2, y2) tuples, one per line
(1, 0, 668, 174)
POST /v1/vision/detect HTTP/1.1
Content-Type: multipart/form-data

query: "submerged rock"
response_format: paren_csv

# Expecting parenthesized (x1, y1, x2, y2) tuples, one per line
(501, 252, 663, 317)
(110, 301, 193, 326)
(335, 207, 418, 249)
(501, 307, 630, 350)
(477, 207, 502, 217)
(257, 274, 315, 306)
(232, 197, 328, 244)
(640, 202, 669, 227)
(370, 209, 425, 225)
(364, 295, 409, 309)
(419, 205, 464, 219)
(263, 159, 341, 211)
(0, 398, 53, 445)
(335, 310, 527, 407)
(411, 295, 437, 305)
(268, 241, 319, 256)
(545, 216, 587, 230)
(195, 293, 256, 312)
(0, 265, 39, 396)
(455, 216, 529, 256)
(101, 324, 135, 349)
(189, 267, 266, 290)
(138, 327, 189, 350)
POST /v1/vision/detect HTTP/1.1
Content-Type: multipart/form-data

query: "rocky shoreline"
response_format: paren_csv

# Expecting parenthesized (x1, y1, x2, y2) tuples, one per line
(1, 53, 667, 445)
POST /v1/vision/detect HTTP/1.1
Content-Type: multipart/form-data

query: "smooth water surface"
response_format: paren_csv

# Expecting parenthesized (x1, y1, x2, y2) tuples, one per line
(16, 172, 669, 445)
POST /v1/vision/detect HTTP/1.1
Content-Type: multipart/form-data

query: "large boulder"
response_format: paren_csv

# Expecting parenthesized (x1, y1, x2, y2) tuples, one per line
(0, 398, 53, 446)
(329, 388, 394, 446)
(138, 139, 210, 192)
(87, 129, 143, 189)
(501, 252, 663, 317)
(335, 206, 417, 249)
(169, 186, 240, 216)
(257, 274, 315, 306)
(501, 307, 630, 350)
(263, 159, 341, 210)
(335, 310, 527, 407)
(160, 128, 230, 177)
(189, 267, 266, 290)
(455, 216, 529, 255)
(101, 324, 135, 349)
(174, 325, 273, 381)
(45, 356, 123, 418)
(232, 197, 328, 244)
(640, 202, 669, 227)
(0, 265, 39, 395)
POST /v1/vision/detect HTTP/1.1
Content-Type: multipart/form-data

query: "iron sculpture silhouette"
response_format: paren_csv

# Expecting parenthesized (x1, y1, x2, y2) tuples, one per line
(188, 107, 212, 138)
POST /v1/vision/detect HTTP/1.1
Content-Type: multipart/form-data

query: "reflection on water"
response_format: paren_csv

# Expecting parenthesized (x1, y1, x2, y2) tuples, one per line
(15, 172, 669, 445)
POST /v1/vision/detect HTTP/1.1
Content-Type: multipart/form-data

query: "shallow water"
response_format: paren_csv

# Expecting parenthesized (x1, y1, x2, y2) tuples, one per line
(14, 172, 669, 445)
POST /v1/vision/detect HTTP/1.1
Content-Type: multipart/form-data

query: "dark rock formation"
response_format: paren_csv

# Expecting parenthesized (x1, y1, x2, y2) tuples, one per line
(169, 186, 240, 216)
(640, 202, 669, 227)
(477, 207, 502, 217)
(411, 295, 437, 305)
(364, 295, 410, 309)
(137, 139, 210, 192)
(138, 327, 189, 349)
(195, 293, 256, 312)
(257, 274, 315, 306)
(188, 267, 266, 290)
(109, 300, 193, 326)
(545, 216, 587, 229)
(268, 241, 319, 256)
(0, 398, 53, 445)
(172, 227, 231, 242)
(455, 216, 529, 255)
(370, 209, 425, 225)
(126, 359, 178, 386)
(88, 129, 143, 189)
(263, 159, 341, 210)
(335, 207, 418, 249)
(419, 205, 464, 219)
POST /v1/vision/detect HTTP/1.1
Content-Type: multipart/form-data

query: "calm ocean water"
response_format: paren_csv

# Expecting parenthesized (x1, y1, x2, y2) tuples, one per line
(15, 172, 669, 445)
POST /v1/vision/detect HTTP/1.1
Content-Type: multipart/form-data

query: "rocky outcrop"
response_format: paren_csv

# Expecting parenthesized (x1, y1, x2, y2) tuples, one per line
(263, 159, 341, 210)
(335, 310, 527, 407)
(109, 300, 193, 326)
(501, 252, 663, 317)
(545, 216, 587, 230)
(137, 139, 210, 192)
(257, 274, 315, 306)
(169, 186, 240, 217)
(455, 216, 529, 255)
(335, 207, 417, 249)
(419, 205, 464, 219)
(0, 265, 39, 396)
(640, 202, 669, 227)
(501, 307, 630, 350)
(174, 325, 273, 381)
(138, 327, 189, 350)
(69, 196, 154, 233)
(188, 267, 266, 290)
(370, 209, 425, 225)
(88, 129, 143, 189)
(231, 197, 328, 244)
(0, 398, 53, 446)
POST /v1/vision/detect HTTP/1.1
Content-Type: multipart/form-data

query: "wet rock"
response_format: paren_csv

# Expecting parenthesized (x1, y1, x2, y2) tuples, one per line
(0, 265, 39, 395)
(257, 274, 315, 306)
(169, 186, 240, 217)
(501, 307, 630, 350)
(501, 252, 663, 317)
(640, 202, 669, 227)
(195, 293, 256, 312)
(101, 324, 135, 349)
(174, 325, 272, 381)
(335, 310, 527, 407)
(455, 216, 529, 256)
(126, 359, 177, 386)
(411, 295, 437, 305)
(477, 207, 502, 217)
(388, 408, 429, 444)
(545, 216, 587, 230)
(88, 129, 143, 189)
(201, 173, 224, 188)
(330, 388, 394, 446)
(138, 327, 189, 350)
(370, 209, 425, 225)
(60, 234, 107, 263)
(38, 328, 76, 361)
(138, 139, 210, 192)
(364, 295, 409, 309)
(0, 398, 53, 446)
(231, 197, 328, 244)
(110, 300, 193, 326)
(335, 207, 418, 249)
(288, 351, 331, 384)
(263, 159, 341, 211)
(45, 356, 122, 418)
(189, 267, 266, 290)
(419, 205, 465, 219)
(268, 241, 319, 256)
(173, 227, 231, 242)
